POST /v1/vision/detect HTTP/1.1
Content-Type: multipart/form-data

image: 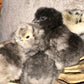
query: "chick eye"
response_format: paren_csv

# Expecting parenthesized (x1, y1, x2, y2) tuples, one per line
(26, 36, 30, 39)
(20, 28, 24, 31)
(68, 11, 72, 15)
(40, 16, 47, 21)
(75, 12, 79, 15)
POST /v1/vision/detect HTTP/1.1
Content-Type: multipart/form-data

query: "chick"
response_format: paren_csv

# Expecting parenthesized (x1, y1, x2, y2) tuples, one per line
(33, 7, 62, 31)
(62, 9, 82, 24)
(15, 23, 46, 55)
(0, 40, 25, 84)
(15, 23, 58, 84)
(0, 23, 45, 84)
(20, 51, 58, 84)
(33, 7, 84, 72)
(62, 9, 84, 36)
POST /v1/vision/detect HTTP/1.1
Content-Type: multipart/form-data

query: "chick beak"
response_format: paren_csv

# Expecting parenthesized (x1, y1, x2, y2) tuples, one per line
(32, 18, 40, 23)
(16, 37, 23, 42)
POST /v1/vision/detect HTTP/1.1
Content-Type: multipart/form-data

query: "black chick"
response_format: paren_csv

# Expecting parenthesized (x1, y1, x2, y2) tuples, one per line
(33, 7, 84, 71)
(33, 7, 63, 31)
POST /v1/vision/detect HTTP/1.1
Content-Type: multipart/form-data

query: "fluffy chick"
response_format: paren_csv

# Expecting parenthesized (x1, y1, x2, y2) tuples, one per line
(62, 9, 82, 24)
(15, 23, 58, 84)
(20, 51, 58, 84)
(33, 7, 62, 31)
(15, 23, 46, 55)
(0, 23, 45, 84)
(33, 7, 84, 71)
(62, 9, 84, 36)
(0, 39, 25, 84)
